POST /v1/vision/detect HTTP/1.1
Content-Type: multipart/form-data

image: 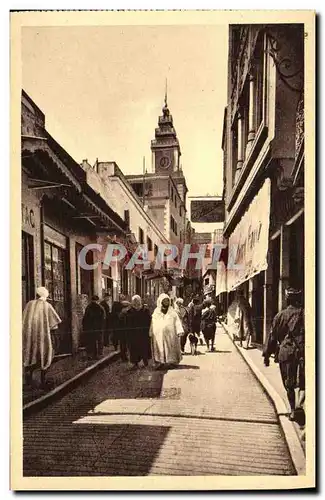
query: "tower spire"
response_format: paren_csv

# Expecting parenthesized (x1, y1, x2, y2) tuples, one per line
(164, 78, 168, 107)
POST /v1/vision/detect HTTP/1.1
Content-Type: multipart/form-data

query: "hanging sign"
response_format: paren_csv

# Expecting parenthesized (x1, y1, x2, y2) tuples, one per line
(21, 203, 35, 230)
(190, 197, 225, 223)
(227, 179, 271, 291)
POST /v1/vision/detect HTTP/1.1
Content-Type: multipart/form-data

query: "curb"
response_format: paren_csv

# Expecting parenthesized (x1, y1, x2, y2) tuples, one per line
(221, 323, 306, 476)
(23, 350, 120, 417)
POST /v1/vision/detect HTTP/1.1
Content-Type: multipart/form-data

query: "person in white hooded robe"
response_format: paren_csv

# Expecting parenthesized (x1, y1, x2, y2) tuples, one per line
(150, 293, 183, 368)
(22, 286, 61, 385)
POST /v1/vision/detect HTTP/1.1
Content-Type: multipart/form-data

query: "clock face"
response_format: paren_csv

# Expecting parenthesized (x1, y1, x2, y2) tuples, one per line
(159, 155, 171, 169)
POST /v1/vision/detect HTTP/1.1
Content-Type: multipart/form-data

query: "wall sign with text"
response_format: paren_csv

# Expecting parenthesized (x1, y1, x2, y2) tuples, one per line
(190, 199, 225, 223)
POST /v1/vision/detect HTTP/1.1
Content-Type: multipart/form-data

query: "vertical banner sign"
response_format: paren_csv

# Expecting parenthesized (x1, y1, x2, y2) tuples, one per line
(215, 261, 227, 297)
(227, 179, 271, 291)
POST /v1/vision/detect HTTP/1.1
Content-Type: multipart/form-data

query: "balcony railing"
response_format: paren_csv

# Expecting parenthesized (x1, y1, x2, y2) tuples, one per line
(295, 93, 304, 162)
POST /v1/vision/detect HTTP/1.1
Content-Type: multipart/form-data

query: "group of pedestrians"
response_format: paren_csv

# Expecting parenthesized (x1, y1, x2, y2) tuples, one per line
(22, 283, 305, 426)
(174, 295, 219, 354)
(82, 294, 151, 367)
(81, 291, 220, 370)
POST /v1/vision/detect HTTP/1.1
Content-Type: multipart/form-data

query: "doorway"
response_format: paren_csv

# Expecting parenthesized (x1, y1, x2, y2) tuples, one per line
(22, 231, 35, 310)
(44, 240, 71, 354)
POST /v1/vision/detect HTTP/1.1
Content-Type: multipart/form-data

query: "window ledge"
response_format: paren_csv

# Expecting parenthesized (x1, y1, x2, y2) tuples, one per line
(227, 123, 268, 213)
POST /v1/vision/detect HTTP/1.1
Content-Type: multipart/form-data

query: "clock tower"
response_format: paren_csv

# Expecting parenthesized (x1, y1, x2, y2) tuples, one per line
(151, 92, 181, 174)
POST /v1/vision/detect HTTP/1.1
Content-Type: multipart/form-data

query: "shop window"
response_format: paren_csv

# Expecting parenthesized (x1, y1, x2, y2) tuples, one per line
(44, 239, 71, 354)
(234, 82, 249, 170)
(272, 236, 280, 317)
(22, 231, 34, 310)
(289, 216, 305, 292)
(124, 209, 130, 227)
(76, 243, 94, 298)
(241, 81, 250, 160)
(231, 119, 238, 186)
(170, 215, 177, 235)
(254, 33, 265, 132)
(122, 268, 128, 296)
(136, 276, 141, 296)
(102, 273, 113, 298)
(138, 227, 144, 244)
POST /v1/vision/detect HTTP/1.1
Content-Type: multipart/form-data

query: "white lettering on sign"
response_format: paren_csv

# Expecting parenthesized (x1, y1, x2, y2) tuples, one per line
(22, 203, 35, 229)
(228, 179, 271, 291)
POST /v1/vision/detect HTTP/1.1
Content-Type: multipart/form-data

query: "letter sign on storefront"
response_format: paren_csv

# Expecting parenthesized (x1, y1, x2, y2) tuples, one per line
(227, 179, 271, 291)
(22, 203, 35, 229)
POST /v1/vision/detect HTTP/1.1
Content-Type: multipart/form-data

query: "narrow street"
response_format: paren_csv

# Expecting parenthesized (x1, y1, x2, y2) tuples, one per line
(23, 327, 295, 477)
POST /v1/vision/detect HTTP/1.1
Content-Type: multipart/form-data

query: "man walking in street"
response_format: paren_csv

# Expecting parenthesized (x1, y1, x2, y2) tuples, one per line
(174, 297, 190, 354)
(82, 295, 106, 360)
(201, 298, 217, 352)
(234, 289, 254, 349)
(111, 294, 132, 361)
(22, 286, 61, 387)
(100, 293, 112, 348)
(126, 295, 152, 370)
(188, 295, 203, 346)
(263, 288, 305, 422)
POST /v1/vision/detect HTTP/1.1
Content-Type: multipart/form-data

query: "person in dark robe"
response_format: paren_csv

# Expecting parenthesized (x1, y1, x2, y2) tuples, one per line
(174, 297, 190, 354)
(201, 298, 217, 352)
(82, 295, 105, 360)
(100, 293, 112, 347)
(263, 288, 305, 423)
(117, 295, 132, 361)
(111, 294, 130, 354)
(126, 295, 152, 370)
(188, 296, 203, 345)
(110, 295, 123, 351)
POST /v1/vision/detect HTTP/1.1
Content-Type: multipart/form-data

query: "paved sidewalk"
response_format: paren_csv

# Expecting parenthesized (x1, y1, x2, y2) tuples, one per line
(23, 329, 297, 477)
(238, 345, 305, 450)
(221, 322, 305, 453)
(23, 345, 117, 406)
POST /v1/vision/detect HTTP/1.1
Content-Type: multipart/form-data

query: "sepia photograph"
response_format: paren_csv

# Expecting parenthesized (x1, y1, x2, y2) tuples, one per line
(10, 10, 315, 490)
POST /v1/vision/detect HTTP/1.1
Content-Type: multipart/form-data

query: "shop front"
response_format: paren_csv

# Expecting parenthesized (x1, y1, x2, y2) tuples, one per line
(22, 141, 127, 355)
(43, 223, 71, 354)
(226, 178, 271, 344)
(21, 171, 43, 310)
(21, 90, 128, 359)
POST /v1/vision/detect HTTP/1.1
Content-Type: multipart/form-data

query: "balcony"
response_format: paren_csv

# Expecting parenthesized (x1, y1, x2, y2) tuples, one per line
(295, 94, 304, 161)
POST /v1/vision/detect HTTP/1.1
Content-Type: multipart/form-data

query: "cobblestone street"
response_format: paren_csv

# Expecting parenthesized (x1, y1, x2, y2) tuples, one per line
(23, 327, 295, 476)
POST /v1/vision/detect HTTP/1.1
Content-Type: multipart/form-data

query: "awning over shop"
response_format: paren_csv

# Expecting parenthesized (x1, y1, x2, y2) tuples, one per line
(215, 261, 227, 297)
(227, 178, 271, 291)
(22, 136, 127, 235)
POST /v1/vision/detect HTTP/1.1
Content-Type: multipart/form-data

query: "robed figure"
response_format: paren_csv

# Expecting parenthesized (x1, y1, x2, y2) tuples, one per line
(22, 286, 61, 374)
(126, 295, 152, 369)
(150, 293, 183, 368)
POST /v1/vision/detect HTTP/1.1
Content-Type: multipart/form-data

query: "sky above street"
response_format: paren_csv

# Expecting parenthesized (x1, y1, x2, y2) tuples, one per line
(22, 24, 228, 231)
